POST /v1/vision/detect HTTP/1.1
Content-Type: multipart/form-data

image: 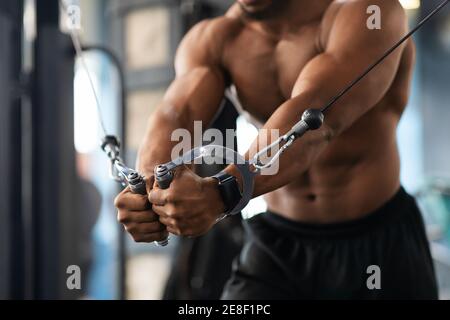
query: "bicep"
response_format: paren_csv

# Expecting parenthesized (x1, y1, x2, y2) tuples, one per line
(162, 66, 225, 126)
(292, 0, 407, 133)
(159, 20, 226, 126)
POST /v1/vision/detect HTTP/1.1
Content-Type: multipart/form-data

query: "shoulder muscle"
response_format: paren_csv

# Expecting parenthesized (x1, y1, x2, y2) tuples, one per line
(321, 0, 407, 51)
(175, 17, 240, 75)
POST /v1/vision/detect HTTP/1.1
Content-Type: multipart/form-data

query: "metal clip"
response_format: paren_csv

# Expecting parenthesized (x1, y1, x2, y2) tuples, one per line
(101, 135, 169, 246)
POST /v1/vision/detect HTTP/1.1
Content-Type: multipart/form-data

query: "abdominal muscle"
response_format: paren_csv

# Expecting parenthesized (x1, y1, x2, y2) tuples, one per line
(263, 107, 402, 224)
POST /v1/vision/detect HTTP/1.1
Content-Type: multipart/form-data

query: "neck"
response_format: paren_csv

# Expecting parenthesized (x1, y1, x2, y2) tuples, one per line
(240, 0, 333, 36)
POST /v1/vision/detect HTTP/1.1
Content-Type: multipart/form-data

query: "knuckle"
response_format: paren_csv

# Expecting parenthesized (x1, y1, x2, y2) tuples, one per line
(117, 210, 129, 223)
(167, 208, 178, 218)
(172, 219, 182, 229)
(164, 218, 178, 229)
(165, 191, 178, 204)
(169, 227, 181, 236)
(131, 234, 144, 243)
(168, 206, 184, 218)
(147, 190, 156, 203)
(114, 194, 125, 209)
(125, 224, 138, 234)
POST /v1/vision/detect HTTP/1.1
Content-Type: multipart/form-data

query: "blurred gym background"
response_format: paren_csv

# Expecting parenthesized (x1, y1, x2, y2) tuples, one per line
(0, 0, 449, 300)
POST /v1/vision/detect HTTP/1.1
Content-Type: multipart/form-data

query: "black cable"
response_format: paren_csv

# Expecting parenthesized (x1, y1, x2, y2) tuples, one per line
(321, 0, 449, 114)
(81, 45, 126, 135)
(79, 45, 128, 301)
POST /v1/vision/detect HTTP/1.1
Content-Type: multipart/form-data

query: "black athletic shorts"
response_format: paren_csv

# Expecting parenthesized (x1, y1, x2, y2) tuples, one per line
(221, 187, 438, 300)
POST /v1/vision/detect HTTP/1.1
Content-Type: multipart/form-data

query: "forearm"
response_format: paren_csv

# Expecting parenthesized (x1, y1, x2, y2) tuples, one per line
(136, 67, 225, 177)
(226, 91, 334, 198)
(136, 101, 193, 177)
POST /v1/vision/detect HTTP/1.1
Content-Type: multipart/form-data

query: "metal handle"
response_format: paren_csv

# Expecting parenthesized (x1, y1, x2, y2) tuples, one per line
(154, 145, 256, 217)
(155, 165, 174, 189)
(126, 171, 169, 247)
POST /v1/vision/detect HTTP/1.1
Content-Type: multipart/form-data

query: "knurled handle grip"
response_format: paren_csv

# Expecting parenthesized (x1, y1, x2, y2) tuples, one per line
(154, 165, 174, 190)
(128, 172, 169, 247)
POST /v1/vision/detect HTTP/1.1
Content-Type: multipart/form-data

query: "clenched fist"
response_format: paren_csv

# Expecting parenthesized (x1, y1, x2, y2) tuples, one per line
(149, 168, 225, 237)
(114, 176, 168, 243)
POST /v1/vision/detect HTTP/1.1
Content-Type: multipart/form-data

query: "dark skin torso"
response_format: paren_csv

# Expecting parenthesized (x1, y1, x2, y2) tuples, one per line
(115, 0, 415, 242)
(222, 3, 414, 222)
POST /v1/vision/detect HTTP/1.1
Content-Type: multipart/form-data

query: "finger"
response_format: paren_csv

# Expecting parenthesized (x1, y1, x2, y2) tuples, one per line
(118, 209, 159, 224)
(135, 221, 166, 234)
(148, 188, 168, 206)
(158, 214, 195, 228)
(130, 209, 161, 222)
(152, 204, 172, 218)
(158, 215, 178, 228)
(166, 226, 181, 236)
(159, 214, 206, 236)
(123, 221, 165, 235)
(114, 189, 150, 211)
(130, 230, 169, 243)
